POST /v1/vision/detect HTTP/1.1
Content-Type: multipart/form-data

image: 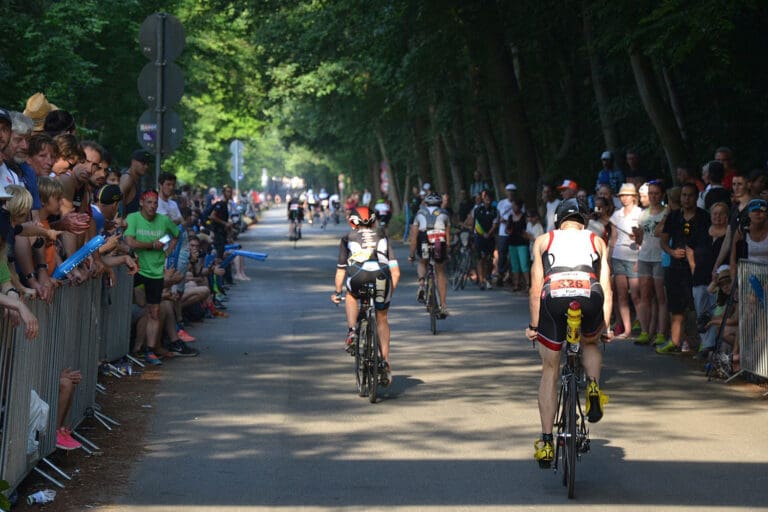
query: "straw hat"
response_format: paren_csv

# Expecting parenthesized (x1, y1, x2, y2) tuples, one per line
(23, 93, 58, 132)
(618, 183, 638, 196)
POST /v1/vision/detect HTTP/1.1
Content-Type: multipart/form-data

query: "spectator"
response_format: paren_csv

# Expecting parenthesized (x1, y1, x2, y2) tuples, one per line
(609, 183, 643, 338)
(714, 146, 737, 190)
(22, 92, 57, 133)
(557, 179, 578, 201)
(43, 109, 76, 137)
(524, 209, 544, 263)
(634, 181, 668, 345)
(676, 164, 705, 192)
(698, 160, 730, 211)
(588, 196, 612, 243)
(120, 149, 151, 215)
(596, 151, 624, 196)
(495, 184, 515, 285)
(625, 149, 648, 186)
(659, 183, 710, 353)
(51, 133, 83, 176)
(469, 170, 490, 199)
(506, 199, 530, 291)
(457, 189, 473, 224)
(596, 183, 620, 210)
(7, 112, 41, 213)
(464, 190, 498, 290)
(26, 133, 56, 178)
(541, 183, 560, 232)
(730, 198, 768, 268)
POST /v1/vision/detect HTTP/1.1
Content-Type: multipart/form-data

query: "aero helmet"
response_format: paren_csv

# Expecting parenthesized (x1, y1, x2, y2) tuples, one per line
(554, 198, 589, 228)
(348, 206, 376, 228)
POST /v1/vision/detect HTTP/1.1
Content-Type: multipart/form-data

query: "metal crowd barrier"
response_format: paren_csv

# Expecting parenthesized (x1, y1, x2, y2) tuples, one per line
(736, 260, 768, 389)
(100, 267, 134, 361)
(0, 269, 133, 491)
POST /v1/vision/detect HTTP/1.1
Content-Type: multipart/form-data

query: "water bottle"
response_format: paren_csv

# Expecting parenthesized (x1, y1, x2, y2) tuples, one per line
(421, 242, 429, 260)
(566, 301, 582, 345)
(52, 235, 106, 279)
(27, 489, 56, 505)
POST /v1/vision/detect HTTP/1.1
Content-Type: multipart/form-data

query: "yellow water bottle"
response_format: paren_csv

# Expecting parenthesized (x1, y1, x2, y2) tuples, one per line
(566, 301, 582, 345)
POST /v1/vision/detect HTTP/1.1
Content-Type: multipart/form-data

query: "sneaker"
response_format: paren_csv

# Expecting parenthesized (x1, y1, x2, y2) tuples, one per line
(634, 332, 650, 345)
(534, 439, 554, 468)
(417, 285, 426, 304)
(56, 428, 82, 451)
(656, 340, 679, 354)
(213, 309, 229, 318)
(437, 306, 449, 319)
(379, 360, 392, 387)
(169, 340, 199, 357)
(484, 281, 493, 290)
(653, 333, 667, 346)
(215, 293, 229, 303)
(585, 380, 608, 423)
(345, 329, 357, 355)
(680, 341, 692, 353)
(631, 319, 641, 334)
(177, 329, 196, 343)
(144, 351, 163, 365)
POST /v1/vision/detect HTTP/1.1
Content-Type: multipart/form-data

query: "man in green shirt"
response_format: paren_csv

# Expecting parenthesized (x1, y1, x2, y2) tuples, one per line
(125, 190, 181, 364)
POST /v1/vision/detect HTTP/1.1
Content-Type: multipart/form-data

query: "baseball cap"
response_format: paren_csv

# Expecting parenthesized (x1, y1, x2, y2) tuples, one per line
(747, 198, 768, 213)
(557, 179, 578, 191)
(0, 108, 11, 126)
(600, 150, 613, 160)
(96, 184, 123, 205)
(0, 186, 12, 200)
(505, 183, 517, 191)
(131, 149, 152, 164)
(422, 182, 431, 191)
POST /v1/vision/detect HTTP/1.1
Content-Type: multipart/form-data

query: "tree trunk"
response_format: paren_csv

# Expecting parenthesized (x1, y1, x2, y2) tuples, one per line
(412, 116, 432, 186)
(441, 130, 464, 207)
(367, 144, 380, 205)
(429, 105, 449, 196)
(662, 66, 689, 144)
(374, 128, 401, 215)
(583, 7, 619, 152)
(629, 51, 688, 175)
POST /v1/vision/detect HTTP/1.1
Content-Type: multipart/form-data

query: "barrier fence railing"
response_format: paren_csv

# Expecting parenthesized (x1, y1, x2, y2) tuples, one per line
(735, 259, 768, 389)
(0, 267, 133, 491)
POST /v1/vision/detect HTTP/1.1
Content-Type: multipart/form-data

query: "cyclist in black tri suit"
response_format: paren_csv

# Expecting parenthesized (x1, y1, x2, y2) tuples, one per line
(331, 207, 400, 385)
(524, 198, 613, 468)
(286, 194, 304, 240)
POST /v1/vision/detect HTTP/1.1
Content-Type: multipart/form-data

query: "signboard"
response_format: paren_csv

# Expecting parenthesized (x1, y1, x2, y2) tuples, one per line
(137, 109, 184, 154)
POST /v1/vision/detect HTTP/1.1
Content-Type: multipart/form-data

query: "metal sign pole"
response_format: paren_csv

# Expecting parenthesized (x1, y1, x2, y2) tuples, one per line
(154, 13, 166, 189)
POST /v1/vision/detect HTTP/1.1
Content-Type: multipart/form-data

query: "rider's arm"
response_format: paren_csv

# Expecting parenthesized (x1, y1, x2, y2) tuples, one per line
(389, 260, 400, 290)
(528, 234, 546, 332)
(595, 236, 614, 333)
(333, 268, 345, 295)
(409, 220, 418, 259)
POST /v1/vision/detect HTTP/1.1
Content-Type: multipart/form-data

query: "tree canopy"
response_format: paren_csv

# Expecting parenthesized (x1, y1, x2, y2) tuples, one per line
(2, 0, 767, 208)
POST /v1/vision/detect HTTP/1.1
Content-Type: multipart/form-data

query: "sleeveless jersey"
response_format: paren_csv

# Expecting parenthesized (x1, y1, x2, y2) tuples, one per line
(542, 229, 600, 298)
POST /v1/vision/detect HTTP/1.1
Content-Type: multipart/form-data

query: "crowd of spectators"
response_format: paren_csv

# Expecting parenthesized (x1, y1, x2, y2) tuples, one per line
(0, 94, 255, 452)
(411, 147, 768, 374)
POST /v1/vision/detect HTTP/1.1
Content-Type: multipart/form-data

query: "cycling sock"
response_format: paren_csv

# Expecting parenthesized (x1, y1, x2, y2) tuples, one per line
(542, 433, 553, 443)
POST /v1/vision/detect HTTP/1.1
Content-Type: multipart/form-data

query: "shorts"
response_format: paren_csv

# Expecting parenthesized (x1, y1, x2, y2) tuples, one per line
(345, 262, 393, 310)
(611, 258, 638, 278)
(134, 273, 164, 305)
(416, 231, 446, 263)
(508, 244, 530, 273)
(474, 235, 495, 259)
(665, 267, 693, 314)
(537, 277, 605, 352)
(638, 260, 664, 279)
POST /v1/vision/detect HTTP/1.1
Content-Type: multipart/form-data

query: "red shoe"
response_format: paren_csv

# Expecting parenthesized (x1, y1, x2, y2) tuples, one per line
(177, 329, 196, 342)
(56, 428, 82, 450)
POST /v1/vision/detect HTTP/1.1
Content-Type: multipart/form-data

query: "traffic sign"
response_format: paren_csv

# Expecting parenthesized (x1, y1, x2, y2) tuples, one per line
(137, 109, 184, 154)
(137, 62, 185, 107)
(139, 13, 185, 61)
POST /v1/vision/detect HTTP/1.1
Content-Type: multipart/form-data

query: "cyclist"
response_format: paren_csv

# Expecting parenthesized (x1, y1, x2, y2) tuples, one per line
(286, 193, 304, 240)
(524, 198, 613, 468)
(408, 192, 451, 317)
(331, 206, 400, 384)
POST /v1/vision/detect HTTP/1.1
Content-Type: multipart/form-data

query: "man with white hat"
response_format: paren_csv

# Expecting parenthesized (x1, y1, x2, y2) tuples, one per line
(495, 183, 517, 285)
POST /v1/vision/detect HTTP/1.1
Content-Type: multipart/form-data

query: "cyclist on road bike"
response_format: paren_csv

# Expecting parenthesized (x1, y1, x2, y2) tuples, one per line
(331, 207, 400, 384)
(524, 198, 613, 468)
(287, 193, 304, 240)
(408, 192, 451, 318)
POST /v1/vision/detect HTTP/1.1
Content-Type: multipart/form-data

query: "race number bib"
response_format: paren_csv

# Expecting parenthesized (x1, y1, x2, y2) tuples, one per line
(427, 229, 446, 244)
(289, 203, 299, 211)
(550, 271, 591, 298)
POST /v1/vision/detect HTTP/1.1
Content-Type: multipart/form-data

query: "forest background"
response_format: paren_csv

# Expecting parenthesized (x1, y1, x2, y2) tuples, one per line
(1, 0, 767, 213)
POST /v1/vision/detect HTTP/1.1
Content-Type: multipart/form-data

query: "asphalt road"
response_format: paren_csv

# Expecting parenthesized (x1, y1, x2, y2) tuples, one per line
(102, 207, 768, 512)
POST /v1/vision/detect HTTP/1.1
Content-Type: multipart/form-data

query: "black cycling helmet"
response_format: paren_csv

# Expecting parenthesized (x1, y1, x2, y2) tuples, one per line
(424, 193, 442, 207)
(348, 206, 376, 228)
(554, 197, 589, 228)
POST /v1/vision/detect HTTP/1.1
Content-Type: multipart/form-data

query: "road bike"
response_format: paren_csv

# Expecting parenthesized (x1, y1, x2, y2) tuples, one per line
(448, 229, 472, 291)
(289, 218, 302, 248)
(552, 301, 591, 499)
(423, 230, 446, 334)
(352, 282, 387, 403)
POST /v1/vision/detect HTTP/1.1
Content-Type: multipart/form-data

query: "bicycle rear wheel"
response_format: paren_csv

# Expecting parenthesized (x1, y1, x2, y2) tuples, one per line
(427, 274, 437, 334)
(355, 321, 367, 397)
(563, 371, 578, 499)
(367, 312, 379, 403)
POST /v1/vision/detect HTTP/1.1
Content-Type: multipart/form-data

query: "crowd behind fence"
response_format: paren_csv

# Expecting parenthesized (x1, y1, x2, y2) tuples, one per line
(736, 259, 768, 385)
(0, 267, 132, 492)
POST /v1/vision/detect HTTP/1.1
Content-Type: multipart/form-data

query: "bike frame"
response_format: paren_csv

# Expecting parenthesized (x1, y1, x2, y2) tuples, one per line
(354, 282, 383, 403)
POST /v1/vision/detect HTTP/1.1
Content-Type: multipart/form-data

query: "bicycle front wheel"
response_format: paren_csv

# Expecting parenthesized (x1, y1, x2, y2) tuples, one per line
(367, 312, 379, 403)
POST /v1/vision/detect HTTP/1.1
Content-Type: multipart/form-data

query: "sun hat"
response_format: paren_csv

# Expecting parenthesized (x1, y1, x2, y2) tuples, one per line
(618, 183, 638, 196)
(23, 93, 58, 132)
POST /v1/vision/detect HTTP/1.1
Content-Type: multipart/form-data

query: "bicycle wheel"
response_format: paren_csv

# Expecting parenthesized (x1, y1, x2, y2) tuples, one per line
(368, 312, 379, 403)
(564, 371, 577, 499)
(355, 321, 367, 397)
(427, 274, 437, 334)
(458, 252, 470, 290)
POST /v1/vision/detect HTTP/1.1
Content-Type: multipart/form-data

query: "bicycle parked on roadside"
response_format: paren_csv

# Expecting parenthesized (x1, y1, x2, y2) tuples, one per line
(448, 229, 472, 290)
